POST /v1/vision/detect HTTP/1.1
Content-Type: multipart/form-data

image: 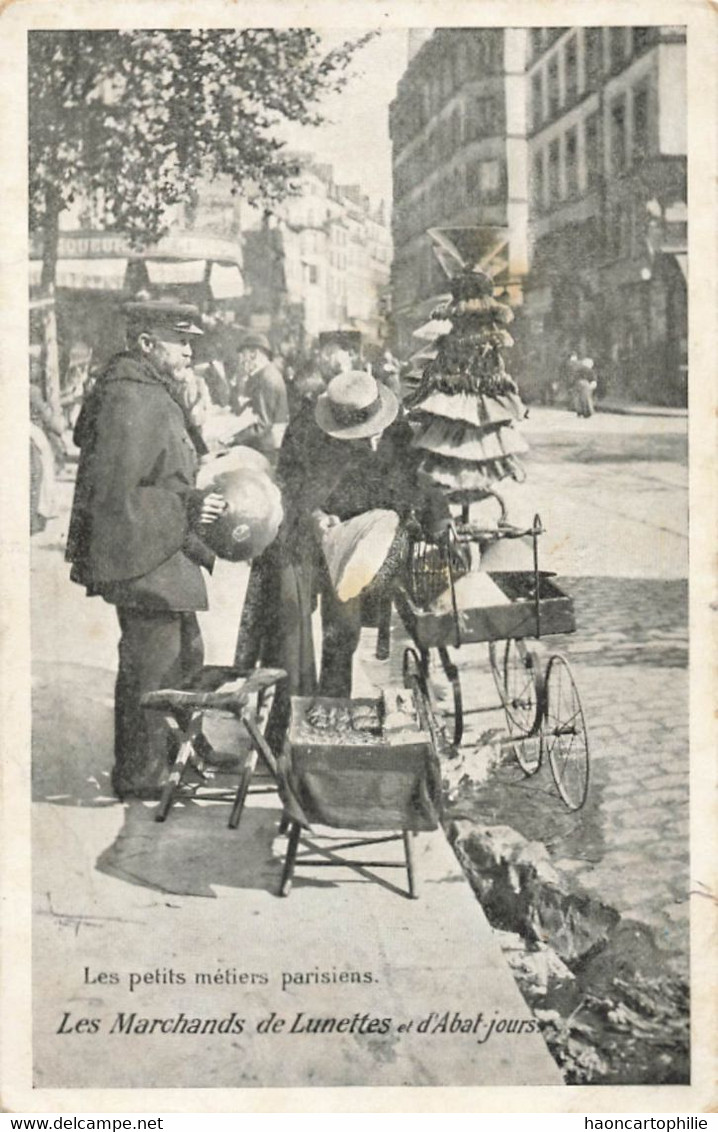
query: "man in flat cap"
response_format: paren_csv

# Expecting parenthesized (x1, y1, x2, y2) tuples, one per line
(66, 300, 225, 800)
(230, 331, 289, 466)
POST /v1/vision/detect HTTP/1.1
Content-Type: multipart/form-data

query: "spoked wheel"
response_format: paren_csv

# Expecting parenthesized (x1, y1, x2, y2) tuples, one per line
(437, 646, 463, 747)
(488, 640, 506, 702)
(543, 653, 590, 810)
(489, 640, 544, 775)
(402, 647, 441, 751)
(506, 717, 543, 776)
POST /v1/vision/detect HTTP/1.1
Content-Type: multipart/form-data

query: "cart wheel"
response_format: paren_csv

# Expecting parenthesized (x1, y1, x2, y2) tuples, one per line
(543, 654, 590, 811)
(403, 646, 433, 729)
(488, 640, 505, 702)
(403, 647, 445, 754)
(504, 640, 543, 736)
(437, 647, 463, 746)
(490, 640, 544, 775)
(506, 712, 543, 775)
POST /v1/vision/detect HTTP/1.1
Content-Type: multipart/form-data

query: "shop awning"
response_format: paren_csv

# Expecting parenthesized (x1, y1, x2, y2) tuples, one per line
(29, 258, 128, 291)
(209, 261, 245, 299)
(145, 259, 207, 285)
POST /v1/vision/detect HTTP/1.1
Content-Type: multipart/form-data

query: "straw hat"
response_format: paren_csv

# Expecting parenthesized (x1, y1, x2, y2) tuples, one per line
(315, 370, 398, 440)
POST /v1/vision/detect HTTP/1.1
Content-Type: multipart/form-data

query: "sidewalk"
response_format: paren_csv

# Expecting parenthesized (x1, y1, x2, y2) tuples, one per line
(30, 503, 562, 1089)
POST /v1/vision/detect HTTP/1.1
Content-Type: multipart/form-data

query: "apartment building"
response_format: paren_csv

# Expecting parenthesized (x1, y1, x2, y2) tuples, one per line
(389, 28, 529, 356)
(524, 26, 687, 404)
(239, 157, 392, 350)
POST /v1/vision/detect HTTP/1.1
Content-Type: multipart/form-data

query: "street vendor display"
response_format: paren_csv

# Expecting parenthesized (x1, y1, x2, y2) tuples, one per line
(406, 263, 527, 507)
(277, 688, 441, 898)
(396, 516, 590, 811)
(390, 231, 590, 810)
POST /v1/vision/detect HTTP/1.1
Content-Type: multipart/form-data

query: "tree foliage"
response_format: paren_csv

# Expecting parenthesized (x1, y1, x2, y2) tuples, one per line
(29, 28, 374, 263)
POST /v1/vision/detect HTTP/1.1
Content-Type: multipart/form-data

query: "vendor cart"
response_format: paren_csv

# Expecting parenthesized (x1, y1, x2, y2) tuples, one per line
(394, 514, 590, 812)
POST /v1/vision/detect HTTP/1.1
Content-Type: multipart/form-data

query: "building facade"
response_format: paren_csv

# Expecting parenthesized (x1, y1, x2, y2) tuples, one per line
(389, 28, 529, 356)
(238, 156, 392, 353)
(523, 26, 687, 405)
(33, 155, 392, 368)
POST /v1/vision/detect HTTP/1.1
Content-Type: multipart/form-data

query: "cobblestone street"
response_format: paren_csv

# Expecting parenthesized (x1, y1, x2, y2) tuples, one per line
(439, 579, 689, 977)
(356, 409, 691, 978)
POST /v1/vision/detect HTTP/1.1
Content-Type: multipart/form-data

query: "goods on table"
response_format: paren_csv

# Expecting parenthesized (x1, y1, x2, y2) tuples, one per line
(283, 693, 440, 832)
(300, 698, 383, 745)
(431, 570, 512, 613)
(294, 692, 421, 748)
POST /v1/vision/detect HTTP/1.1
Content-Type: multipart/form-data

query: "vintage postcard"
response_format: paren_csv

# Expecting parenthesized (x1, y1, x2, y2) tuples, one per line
(0, 0, 715, 1115)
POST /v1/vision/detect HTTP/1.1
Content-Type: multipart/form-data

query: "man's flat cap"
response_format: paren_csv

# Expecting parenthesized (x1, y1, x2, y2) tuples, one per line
(122, 300, 204, 336)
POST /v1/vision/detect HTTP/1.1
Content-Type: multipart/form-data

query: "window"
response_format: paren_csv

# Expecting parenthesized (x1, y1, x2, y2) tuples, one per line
(548, 138, 561, 202)
(532, 150, 545, 212)
(618, 202, 632, 258)
(308, 264, 318, 285)
(632, 26, 653, 55)
(565, 36, 579, 104)
(609, 27, 627, 72)
(452, 167, 464, 210)
(530, 28, 544, 59)
(547, 56, 560, 118)
(477, 33, 496, 71)
(457, 39, 468, 82)
(467, 96, 496, 139)
(584, 28, 603, 89)
(610, 95, 627, 172)
(466, 160, 480, 198)
(565, 127, 579, 196)
(531, 71, 544, 130)
(442, 57, 452, 99)
(632, 84, 650, 161)
(452, 107, 463, 147)
(479, 159, 501, 198)
(585, 111, 601, 188)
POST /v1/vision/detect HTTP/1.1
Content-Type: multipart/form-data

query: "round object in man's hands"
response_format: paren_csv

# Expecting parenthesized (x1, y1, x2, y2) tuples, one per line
(201, 469, 283, 561)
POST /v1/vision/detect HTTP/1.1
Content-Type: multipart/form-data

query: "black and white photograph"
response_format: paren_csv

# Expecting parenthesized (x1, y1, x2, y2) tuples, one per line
(1, 0, 715, 1113)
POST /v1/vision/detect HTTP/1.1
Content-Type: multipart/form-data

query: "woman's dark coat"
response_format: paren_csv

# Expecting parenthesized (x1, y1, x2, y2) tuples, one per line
(235, 406, 449, 705)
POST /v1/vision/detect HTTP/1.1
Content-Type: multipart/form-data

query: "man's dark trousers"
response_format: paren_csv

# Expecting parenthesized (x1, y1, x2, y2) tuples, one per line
(113, 608, 204, 795)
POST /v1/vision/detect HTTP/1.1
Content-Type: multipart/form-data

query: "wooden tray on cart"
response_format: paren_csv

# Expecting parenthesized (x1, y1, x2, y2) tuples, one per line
(280, 695, 439, 833)
(276, 695, 441, 898)
(394, 570, 576, 649)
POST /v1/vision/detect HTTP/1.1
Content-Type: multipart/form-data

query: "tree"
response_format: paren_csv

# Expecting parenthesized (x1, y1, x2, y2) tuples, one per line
(28, 28, 373, 407)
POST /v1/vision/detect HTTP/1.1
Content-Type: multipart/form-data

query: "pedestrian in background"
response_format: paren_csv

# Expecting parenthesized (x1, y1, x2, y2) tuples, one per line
(229, 331, 289, 466)
(565, 350, 581, 410)
(575, 357, 598, 418)
(65, 300, 225, 801)
(287, 353, 326, 417)
(318, 340, 353, 383)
